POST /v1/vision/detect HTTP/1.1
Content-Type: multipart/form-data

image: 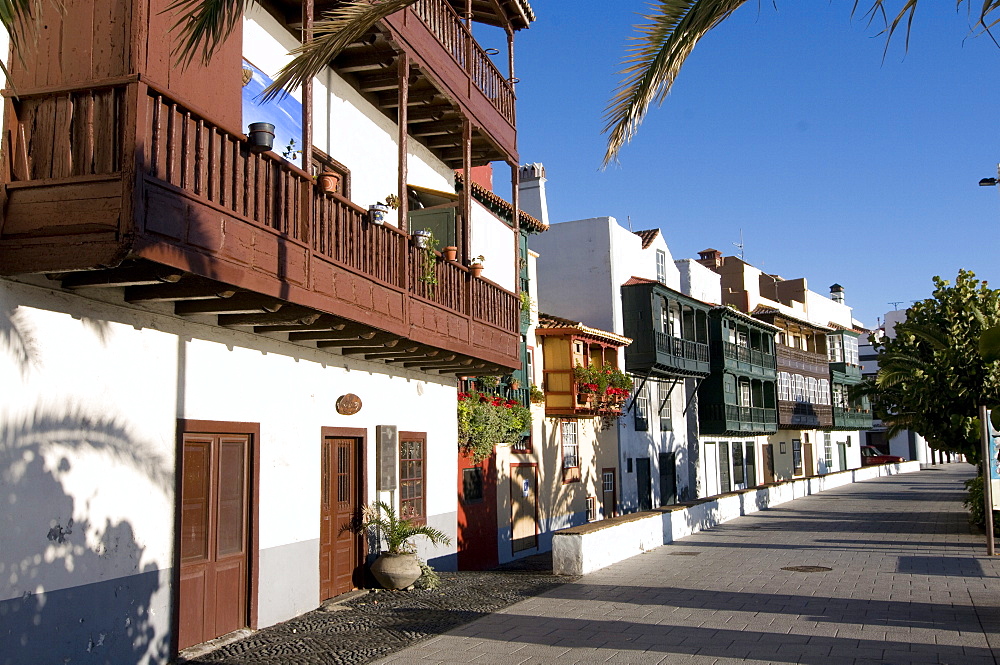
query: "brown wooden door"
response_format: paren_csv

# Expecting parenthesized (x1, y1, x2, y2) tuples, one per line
(804, 443, 815, 476)
(320, 437, 362, 601)
(762, 444, 775, 483)
(179, 434, 250, 650)
(601, 468, 616, 519)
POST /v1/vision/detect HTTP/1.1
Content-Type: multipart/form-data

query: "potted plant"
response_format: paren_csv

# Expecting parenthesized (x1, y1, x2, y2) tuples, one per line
(317, 170, 340, 194)
(369, 193, 400, 225)
(416, 229, 439, 292)
(360, 500, 450, 590)
(529, 383, 545, 404)
(413, 228, 433, 249)
(470, 255, 485, 278)
(443, 246, 458, 261)
(247, 122, 275, 154)
(457, 390, 533, 462)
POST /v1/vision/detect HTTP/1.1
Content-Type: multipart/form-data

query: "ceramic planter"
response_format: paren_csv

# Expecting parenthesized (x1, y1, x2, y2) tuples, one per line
(370, 552, 421, 589)
(369, 203, 390, 225)
(247, 122, 275, 154)
(413, 229, 432, 249)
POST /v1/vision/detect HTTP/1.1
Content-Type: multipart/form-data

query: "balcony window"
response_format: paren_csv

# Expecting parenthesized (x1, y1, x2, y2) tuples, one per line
(828, 333, 844, 363)
(819, 379, 831, 405)
(778, 372, 791, 401)
(845, 336, 859, 365)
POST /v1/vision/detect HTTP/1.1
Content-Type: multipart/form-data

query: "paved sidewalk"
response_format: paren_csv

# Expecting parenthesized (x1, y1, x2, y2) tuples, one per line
(377, 464, 1000, 665)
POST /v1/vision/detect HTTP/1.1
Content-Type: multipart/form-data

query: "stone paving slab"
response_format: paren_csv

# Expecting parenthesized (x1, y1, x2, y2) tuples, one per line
(375, 463, 1000, 665)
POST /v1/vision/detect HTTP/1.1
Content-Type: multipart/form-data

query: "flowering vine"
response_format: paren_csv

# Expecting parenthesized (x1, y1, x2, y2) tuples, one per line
(457, 390, 532, 462)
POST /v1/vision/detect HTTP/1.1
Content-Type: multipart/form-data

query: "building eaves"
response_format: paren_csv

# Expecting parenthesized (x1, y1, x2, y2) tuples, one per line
(537, 312, 631, 346)
(455, 173, 547, 233)
(633, 228, 660, 249)
(712, 305, 781, 332)
(751, 304, 833, 332)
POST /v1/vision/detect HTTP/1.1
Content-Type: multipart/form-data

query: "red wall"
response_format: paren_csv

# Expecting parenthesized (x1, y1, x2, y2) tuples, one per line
(456, 449, 498, 570)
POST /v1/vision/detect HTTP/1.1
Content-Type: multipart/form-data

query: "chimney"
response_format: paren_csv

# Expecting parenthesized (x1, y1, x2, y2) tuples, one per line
(517, 163, 549, 227)
(830, 283, 845, 304)
(470, 164, 493, 191)
(697, 248, 723, 270)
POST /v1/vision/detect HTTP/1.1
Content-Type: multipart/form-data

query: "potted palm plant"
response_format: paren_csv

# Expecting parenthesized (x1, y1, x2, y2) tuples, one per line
(360, 501, 450, 590)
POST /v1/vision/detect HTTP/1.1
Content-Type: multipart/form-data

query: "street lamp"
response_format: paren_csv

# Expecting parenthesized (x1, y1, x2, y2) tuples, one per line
(980, 164, 1000, 187)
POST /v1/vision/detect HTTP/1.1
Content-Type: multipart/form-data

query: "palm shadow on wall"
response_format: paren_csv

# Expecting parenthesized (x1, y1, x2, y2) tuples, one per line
(0, 406, 172, 665)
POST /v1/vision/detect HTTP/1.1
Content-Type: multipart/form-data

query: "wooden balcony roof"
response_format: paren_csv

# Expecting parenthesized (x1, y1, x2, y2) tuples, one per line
(536, 313, 631, 347)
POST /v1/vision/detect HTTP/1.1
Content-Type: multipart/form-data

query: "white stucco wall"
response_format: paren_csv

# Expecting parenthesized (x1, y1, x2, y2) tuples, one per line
(243, 9, 455, 227)
(676, 258, 722, 305)
(1, 277, 461, 658)
(469, 199, 516, 291)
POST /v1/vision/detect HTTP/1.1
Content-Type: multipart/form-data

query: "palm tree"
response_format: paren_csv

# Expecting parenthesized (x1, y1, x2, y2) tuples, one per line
(602, 0, 1000, 166)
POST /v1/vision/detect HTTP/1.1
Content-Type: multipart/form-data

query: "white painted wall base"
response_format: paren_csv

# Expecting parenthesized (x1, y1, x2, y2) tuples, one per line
(552, 461, 923, 576)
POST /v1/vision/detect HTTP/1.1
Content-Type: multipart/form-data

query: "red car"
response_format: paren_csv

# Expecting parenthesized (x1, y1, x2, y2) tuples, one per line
(860, 445, 905, 466)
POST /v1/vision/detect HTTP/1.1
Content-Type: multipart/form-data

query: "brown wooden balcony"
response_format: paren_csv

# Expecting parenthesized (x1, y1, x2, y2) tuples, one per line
(0, 80, 520, 372)
(778, 400, 833, 429)
(336, 0, 517, 167)
(776, 345, 829, 379)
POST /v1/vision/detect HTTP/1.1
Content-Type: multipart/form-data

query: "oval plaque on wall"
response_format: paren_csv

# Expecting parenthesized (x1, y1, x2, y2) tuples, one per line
(336, 393, 362, 416)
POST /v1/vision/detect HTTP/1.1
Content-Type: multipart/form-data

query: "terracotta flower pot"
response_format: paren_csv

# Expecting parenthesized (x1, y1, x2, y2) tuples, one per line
(317, 172, 340, 194)
(443, 246, 458, 261)
(370, 552, 422, 589)
(470, 264, 483, 278)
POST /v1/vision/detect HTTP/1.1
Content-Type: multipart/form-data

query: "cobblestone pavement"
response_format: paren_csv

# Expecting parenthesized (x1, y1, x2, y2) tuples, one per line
(182, 556, 570, 665)
(377, 464, 1000, 665)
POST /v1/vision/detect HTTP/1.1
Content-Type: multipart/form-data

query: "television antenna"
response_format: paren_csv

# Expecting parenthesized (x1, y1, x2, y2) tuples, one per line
(888, 301, 904, 310)
(732, 229, 744, 261)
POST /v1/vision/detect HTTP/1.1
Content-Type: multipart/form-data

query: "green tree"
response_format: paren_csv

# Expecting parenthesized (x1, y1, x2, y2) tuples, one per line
(852, 270, 1000, 462)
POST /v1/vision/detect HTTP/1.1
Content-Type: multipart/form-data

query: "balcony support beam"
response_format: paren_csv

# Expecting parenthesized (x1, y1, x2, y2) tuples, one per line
(175, 293, 284, 316)
(682, 377, 704, 416)
(125, 280, 237, 303)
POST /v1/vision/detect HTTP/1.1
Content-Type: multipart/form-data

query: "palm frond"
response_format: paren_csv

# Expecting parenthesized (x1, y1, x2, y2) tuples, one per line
(166, 0, 252, 68)
(602, 0, 748, 167)
(262, 0, 419, 101)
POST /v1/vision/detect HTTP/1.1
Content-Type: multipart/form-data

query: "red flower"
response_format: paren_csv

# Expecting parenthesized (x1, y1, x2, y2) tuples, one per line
(479, 394, 491, 403)
(505, 399, 518, 407)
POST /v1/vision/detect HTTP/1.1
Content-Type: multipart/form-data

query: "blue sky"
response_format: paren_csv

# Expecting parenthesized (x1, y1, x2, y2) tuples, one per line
(504, 1, 1000, 329)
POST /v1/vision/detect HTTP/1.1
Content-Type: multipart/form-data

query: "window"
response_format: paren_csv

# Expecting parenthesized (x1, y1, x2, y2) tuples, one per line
(462, 467, 484, 503)
(793, 375, 806, 402)
(511, 433, 532, 454)
(739, 379, 751, 407)
(845, 336, 859, 365)
(778, 372, 791, 401)
(732, 443, 745, 484)
(792, 439, 803, 475)
(818, 379, 831, 405)
(525, 346, 535, 387)
(656, 250, 667, 284)
(634, 383, 649, 431)
(828, 333, 844, 363)
(561, 420, 580, 483)
(399, 435, 426, 523)
(824, 432, 833, 472)
(658, 382, 673, 431)
(602, 471, 615, 493)
(586, 496, 596, 522)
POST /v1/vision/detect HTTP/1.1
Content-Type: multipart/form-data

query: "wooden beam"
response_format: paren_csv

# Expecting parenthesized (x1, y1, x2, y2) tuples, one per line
(316, 333, 398, 351)
(124, 281, 237, 303)
(60, 264, 185, 289)
(406, 105, 453, 122)
(400, 354, 456, 368)
(290, 327, 381, 342)
(254, 316, 347, 333)
(175, 293, 284, 316)
(409, 119, 459, 137)
(359, 70, 402, 93)
(433, 362, 487, 373)
(219, 308, 322, 327)
(339, 340, 412, 355)
(362, 345, 421, 360)
(426, 135, 462, 150)
(379, 88, 438, 108)
(333, 50, 395, 73)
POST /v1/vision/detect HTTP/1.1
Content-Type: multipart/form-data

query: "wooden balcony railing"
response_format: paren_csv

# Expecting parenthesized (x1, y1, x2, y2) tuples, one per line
(777, 345, 829, 377)
(411, 0, 515, 124)
(654, 332, 710, 363)
(717, 341, 777, 372)
(2, 80, 521, 364)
